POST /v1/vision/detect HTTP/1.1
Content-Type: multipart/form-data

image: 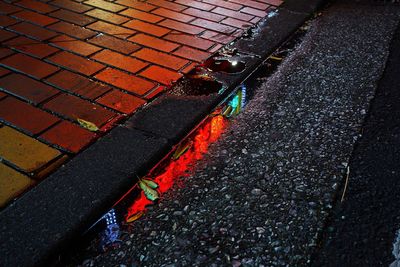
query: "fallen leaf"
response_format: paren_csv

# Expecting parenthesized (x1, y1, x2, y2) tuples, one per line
(139, 180, 159, 201)
(77, 118, 99, 132)
(141, 178, 158, 189)
(172, 141, 192, 160)
(126, 211, 144, 223)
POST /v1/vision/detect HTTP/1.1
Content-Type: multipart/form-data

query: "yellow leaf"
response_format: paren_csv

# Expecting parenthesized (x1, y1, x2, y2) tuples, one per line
(141, 178, 158, 189)
(126, 211, 144, 223)
(139, 180, 159, 201)
(77, 118, 99, 132)
(172, 141, 192, 160)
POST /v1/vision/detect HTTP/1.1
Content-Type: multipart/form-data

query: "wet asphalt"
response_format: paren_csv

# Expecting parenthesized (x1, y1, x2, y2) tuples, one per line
(71, 1, 400, 266)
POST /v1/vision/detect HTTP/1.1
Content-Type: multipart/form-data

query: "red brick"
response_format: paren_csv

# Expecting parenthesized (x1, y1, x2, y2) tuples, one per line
(221, 17, 252, 29)
(50, 9, 95, 26)
(40, 120, 96, 153)
(241, 7, 268, 17)
(174, 0, 214, 11)
(191, 18, 236, 34)
(87, 21, 135, 39)
(47, 51, 105, 76)
(0, 73, 59, 103)
(47, 21, 97, 39)
(0, 2, 22, 15)
(183, 8, 224, 22)
(50, 35, 101, 56)
(50, 0, 93, 13)
(43, 93, 116, 126)
(88, 34, 140, 55)
(180, 62, 197, 74)
(123, 20, 170, 37)
(8, 22, 59, 41)
(200, 30, 235, 44)
(0, 15, 17, 27)
(159, 19, 204, 35)
(46, 70, 111, 99)
(212, 7, 254, 21)
(139, 65, 182, 85)
(132, 48, 189, 71)
(0, 29, 17, 42)
(120, 8, 163, 23)
(0, 91, 6, 99)
(250, 16, 261, 24)
(173, 46, 210, 62)
(1, 53, 58, 79)
(0, 67, 10, 77)
(230, 0, 269, 10)
(85, 9, 129, 24)
(202, 0, 242, 10)
(208, 43, 223, 53)
(129, 33, 179, 53)
(4, 36, 59, 58)
(144, 85, 165, 100)
(264, 0, 283, 6)
(13, 10, 58, 26)
(95, 68, 154, 95)
(16, 0, 58, 14)
(92, 50, 148, 74)
(115, 0, 156, 11)
(0, 48, 14, 59)
(152, 8, 194, 23)
(84, 0, 125, 12)
(0, 97, 59, 134)
(164, 32, 214, 50)
(97, 90, 145, 114)
(146, 0, 185, 12)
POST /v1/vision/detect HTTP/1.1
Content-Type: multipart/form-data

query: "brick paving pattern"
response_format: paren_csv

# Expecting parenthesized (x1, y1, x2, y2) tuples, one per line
(0, 0, 283, 207)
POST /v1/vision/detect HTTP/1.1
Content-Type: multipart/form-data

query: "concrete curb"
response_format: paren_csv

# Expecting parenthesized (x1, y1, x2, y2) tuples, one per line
(0, 1, 327, 266)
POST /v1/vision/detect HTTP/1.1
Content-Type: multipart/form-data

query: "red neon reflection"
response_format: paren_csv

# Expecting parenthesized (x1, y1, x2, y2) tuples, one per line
(126, 115, 226, 220)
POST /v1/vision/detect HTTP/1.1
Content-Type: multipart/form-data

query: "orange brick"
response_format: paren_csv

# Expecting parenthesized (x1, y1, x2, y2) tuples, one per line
(47, 21, 97, 39)
(129, 33, 179, 53)
(183, 7, 224, 22)
(164, 32, 214, 50)
(132, 48, 189, 71)
(115, 0, 156, 11)
(47, 51, 105, 76)
(146, 0, 185, 12)
(120, 8, 163, 23)
(97, 90, 146, 114)
(0, 126, 61, 173)
(123, 20, 170, 37)
(50, 9, 95, 26)
(50, 35, 102, 56)
(88, 34, 140, 55)
(95, 68, 155, 95)
(139, 65, 182, 85)
(92, 50, 148, 74)
(50, 0, 93, 13)
(0, 163, 33, 207)
(87, 21, 135, 39)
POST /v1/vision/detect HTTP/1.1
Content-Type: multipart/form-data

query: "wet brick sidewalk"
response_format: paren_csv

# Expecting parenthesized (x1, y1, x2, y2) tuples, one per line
(0, 0, 282, 208)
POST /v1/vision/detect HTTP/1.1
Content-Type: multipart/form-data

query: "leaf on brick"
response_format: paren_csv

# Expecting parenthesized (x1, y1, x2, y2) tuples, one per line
(77, 118, 99, 132)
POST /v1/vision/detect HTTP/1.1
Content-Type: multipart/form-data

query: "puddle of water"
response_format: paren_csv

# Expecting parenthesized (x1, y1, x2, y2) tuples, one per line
(202, 56, 246, 74)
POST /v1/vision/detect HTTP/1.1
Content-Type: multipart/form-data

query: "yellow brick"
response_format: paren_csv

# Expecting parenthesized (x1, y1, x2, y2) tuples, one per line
(0, 126, 61, 172)
(0, 163, 34, 207)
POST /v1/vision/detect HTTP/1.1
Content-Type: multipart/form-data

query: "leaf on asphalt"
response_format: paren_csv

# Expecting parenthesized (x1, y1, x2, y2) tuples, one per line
(188, 74, 214, 81)
(172, 141, 192, 160)
(141, 178, 159, 189)
(126, 211, 144, 223)
(139, 180, 159, 201)
(77, 118, 99, 132)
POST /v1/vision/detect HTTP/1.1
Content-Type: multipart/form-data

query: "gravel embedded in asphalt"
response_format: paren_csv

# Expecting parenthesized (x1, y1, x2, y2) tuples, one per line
(74, 1, 400, 266)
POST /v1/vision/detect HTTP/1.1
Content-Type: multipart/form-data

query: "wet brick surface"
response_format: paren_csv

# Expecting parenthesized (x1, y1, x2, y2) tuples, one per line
(0, 0, 281, 208)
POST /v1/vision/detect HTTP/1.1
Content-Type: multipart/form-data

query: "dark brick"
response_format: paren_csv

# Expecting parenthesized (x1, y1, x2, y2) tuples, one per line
(0, 29, 17, 42)
(146, 0, 185, 12)
(86, 21, 135, 39)
(88, 34, 140, 55)
(212, 7, 254, 21)
(0, 73, 59, 104)
(0, 97, 59, 134)
(84, 0, 125, 12)
(115, 0, 156, 11)
(4, 36, 59, 58)
(40, 120, 96, 153)
(13, 10, 58, 26)
(50, 0, 93, 13)
(43, 93, 116, 126)
(46, 70, 111, 99)
(0, 48, 14, 60)
(221, 17, 252, 29)
(16, 0, 58, 14)
(1, 53, 58, 79)
(8, 22, 59, 41)
(49, 9, 95, 26)
(0, 15, 18, 27)
(120, 8, 163, 23)
(0, 2, 22, 15)
(47, 51, 105, 76)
